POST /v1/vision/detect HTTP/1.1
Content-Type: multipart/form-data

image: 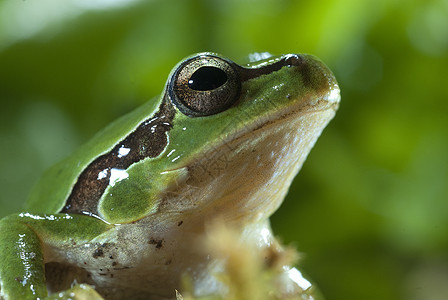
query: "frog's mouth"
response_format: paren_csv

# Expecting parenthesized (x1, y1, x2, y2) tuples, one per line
(245, 94, 339, 137)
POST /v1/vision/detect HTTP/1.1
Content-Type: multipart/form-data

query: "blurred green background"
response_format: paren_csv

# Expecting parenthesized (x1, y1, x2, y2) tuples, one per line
(1, 0, 447, 299)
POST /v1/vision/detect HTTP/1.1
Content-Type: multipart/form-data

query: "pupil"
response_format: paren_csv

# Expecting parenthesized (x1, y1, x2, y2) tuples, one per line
(188, 66, 228, 91)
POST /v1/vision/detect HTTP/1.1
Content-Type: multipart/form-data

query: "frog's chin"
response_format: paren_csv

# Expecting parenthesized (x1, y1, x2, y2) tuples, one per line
(157, 97, 338, 226)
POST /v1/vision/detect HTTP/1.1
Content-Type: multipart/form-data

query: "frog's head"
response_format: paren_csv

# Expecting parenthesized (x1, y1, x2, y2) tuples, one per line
(27, 52, 339, 226)
(146, 52, 340, 225)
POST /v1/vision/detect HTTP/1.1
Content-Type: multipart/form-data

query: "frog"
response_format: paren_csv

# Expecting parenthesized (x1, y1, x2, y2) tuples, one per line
(0, 52, 340, 300)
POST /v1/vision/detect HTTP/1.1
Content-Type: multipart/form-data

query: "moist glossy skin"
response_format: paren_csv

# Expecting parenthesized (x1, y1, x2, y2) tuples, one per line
(0, 52, 340, 299)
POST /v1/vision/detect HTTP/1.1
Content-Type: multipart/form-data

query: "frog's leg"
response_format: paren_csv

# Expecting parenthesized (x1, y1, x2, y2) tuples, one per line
(0, 213, 112, 299)
(0, 214, 47, 299)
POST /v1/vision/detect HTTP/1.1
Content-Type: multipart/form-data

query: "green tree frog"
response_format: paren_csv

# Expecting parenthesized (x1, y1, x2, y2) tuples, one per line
(0, 52, 340, 299)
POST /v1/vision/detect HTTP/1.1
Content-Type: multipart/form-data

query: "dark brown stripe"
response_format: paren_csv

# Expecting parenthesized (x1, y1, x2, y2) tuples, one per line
(61, 95, 175, 216)
(238, 54, 304, 82)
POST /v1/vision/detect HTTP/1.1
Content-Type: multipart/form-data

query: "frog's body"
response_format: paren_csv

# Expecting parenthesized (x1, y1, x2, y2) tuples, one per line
(0, 53, 340, 299)
(43, 216, 276, 299)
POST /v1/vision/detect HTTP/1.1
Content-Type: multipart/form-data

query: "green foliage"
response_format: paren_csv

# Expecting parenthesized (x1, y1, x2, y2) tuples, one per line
(1, 0, 447, 299)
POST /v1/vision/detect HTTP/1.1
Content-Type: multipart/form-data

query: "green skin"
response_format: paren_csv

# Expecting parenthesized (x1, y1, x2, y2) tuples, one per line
(0, 53, 340, 299)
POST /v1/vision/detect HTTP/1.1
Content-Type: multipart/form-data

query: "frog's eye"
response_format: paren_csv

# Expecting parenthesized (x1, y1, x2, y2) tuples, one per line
(169, 54, 241, 117)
